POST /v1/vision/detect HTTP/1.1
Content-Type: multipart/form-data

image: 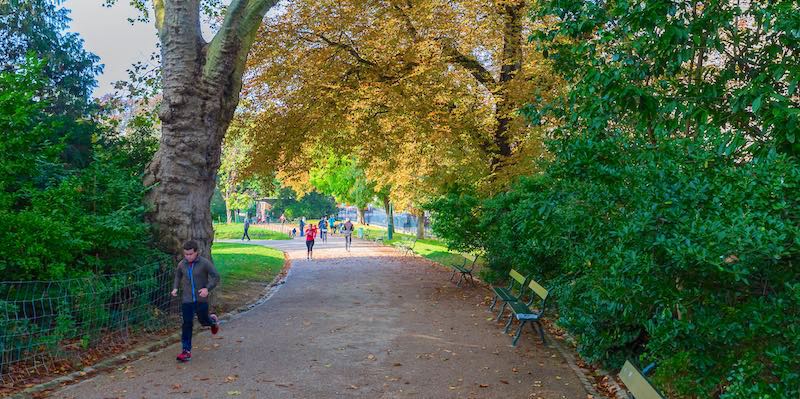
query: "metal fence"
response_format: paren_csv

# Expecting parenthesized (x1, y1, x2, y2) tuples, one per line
(0, 262, 176, 384)
(338, 207, 433, 236)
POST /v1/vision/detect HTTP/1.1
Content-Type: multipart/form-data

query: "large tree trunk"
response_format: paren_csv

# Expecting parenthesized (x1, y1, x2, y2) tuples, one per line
(415, 208, 425, 239)
(356, 207, 366, 225)
(383, 196, 394, 236)
(491, 0, 525, 168)
(144, 0, 276, 259)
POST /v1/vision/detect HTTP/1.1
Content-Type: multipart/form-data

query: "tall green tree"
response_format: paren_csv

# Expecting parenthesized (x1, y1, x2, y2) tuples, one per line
(104, 0, 279, 259)
(528, 0, 800, 156)
(309, 154, 377, 224)
(0, 0, 102, 114)
(1, 0, 104, 167)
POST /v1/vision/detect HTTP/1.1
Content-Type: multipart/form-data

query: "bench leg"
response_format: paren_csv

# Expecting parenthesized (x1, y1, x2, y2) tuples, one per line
(512, 320, 528, 346)
(456, 273, 465, 287)
(466, 272, 476, 287)
(534, 320, 546, 345)
(503, 314, 515, 334)
(449, 269, 457, 282)
(495, 302, 508, 322)
(489, 296, 499, 311)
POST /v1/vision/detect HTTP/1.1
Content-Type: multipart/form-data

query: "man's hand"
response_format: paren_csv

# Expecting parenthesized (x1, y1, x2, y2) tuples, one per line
(199, 288, 209, 298)
(171, 289, 178, 297)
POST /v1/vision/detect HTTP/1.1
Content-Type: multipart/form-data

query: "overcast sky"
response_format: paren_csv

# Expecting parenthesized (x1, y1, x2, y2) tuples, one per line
(65, 1, 159, 97)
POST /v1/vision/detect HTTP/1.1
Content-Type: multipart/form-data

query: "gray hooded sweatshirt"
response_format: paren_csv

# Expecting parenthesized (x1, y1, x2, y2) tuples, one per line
(173, 256, 220, 304)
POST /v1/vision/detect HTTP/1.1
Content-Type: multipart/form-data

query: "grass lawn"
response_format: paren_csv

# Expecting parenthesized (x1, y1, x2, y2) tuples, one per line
(213, 223, 291, 240)
(355, 224, 483, 271)
(210, 242, 286, 312)
(213, 242, 285, 281)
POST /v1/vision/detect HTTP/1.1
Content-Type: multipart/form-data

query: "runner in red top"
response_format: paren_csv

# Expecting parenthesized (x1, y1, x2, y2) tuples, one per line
(305, 224, 318, 259)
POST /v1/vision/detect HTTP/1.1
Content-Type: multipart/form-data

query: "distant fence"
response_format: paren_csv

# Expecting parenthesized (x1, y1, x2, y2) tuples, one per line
(338, 207, 433, 237)
(0, 262, 176, 384)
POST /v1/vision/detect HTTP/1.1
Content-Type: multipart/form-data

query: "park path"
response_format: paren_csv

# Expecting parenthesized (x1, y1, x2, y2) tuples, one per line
(54, 235, 589, 399)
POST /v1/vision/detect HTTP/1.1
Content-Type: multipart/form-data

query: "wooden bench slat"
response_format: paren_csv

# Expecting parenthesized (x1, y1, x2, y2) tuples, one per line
(509, 269, 526, 285)
(619, 361, 664, 399)
(528, 279, 549, 301)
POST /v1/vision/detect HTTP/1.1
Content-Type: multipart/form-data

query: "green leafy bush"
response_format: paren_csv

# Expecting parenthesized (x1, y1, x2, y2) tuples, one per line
(430, 134, 799, 397)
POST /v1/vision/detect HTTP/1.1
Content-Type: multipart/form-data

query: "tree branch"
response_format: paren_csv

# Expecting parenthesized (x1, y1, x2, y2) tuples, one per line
(204, 0, 279, 88)
(390, 1, 497, 90)
(316, 33, 377, 68)
(439, 39, 497, 90)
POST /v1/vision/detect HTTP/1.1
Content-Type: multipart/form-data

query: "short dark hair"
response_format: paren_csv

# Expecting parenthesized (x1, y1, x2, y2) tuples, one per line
(183, 240, 199, 252)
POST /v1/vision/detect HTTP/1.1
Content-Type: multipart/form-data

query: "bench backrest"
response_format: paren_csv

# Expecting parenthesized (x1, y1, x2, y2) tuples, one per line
(509, 269, 526, 286)
(467, 254, 479, 269)
(619, 361, 664, 399)
(523, 279, 549, 313)
(505, 269, 527, 294)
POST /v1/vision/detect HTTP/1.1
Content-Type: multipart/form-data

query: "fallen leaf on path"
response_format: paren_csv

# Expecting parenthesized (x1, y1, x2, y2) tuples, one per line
(512, 367, 519, 373)
(479, 384, 489, 388)
(348, 384, 359, 389)
(227, 391, 241, 396)
(225, 375, 239, 383)
(393, 363, 402, 367)
(500, 380, 509, 384)
(171, 384, 182, 390)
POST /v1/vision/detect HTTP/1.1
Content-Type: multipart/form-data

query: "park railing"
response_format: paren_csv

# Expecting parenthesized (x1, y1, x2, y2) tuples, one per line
(0, 261, 177, 384)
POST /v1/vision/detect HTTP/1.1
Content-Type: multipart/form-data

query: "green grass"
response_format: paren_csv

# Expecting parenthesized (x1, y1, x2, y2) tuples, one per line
(213, 223, 291, 240)
(356, 224, 483, 269)
(212, 242, 285, 281)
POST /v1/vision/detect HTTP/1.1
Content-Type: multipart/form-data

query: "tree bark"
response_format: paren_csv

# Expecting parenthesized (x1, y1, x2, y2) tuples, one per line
(144, 0, 277, 259)
(356, 207, 366, 225)
(383, 196, 394, 236)
(415, 208, 425, 239)
(491, 0, 526, 168)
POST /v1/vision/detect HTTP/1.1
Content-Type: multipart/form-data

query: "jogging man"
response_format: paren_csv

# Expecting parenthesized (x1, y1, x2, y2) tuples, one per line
(342, 218, 354, 251)
(172, 240, 220, 362)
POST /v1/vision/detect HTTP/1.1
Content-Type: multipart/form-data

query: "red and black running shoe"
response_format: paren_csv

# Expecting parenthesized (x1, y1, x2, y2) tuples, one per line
(210, 314, 219, 335)
(176, 350, 191, 362)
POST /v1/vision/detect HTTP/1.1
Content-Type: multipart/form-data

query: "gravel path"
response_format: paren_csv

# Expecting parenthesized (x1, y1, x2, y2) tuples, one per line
(53, 235, 588, 399)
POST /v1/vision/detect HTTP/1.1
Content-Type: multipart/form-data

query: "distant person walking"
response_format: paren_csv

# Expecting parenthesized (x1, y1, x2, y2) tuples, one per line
(299, 217, 306, 237)
(305, 224, 318, 259)
(279, 213, 286, 225)
(171, 240, 220, 362)
(342, 218, 354, 251)
(328, 215, 336, 237)
(319, 218, 328, 243)
(242, 217, 251, 241)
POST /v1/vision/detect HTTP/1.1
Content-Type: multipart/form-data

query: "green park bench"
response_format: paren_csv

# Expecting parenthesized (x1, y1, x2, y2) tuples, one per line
(448, 254, 479, 287)
(619, 361, 664, 399)
(489, 269, 528, 321)
(396, 237, 417, 256)
(501, 278, 549, 346)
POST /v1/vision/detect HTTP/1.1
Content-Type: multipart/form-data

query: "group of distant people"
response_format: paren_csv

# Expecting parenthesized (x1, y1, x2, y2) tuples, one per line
(243, 212, 356, 259)
(292, 215, 354, 259)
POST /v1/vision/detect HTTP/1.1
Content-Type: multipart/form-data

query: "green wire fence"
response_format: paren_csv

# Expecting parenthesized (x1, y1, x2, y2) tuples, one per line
(0, 262, 178, 384)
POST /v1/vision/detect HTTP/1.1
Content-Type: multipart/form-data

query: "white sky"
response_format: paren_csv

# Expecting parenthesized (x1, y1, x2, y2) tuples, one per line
(65, 1, 159, 97)
(65, 1, 283, 97)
